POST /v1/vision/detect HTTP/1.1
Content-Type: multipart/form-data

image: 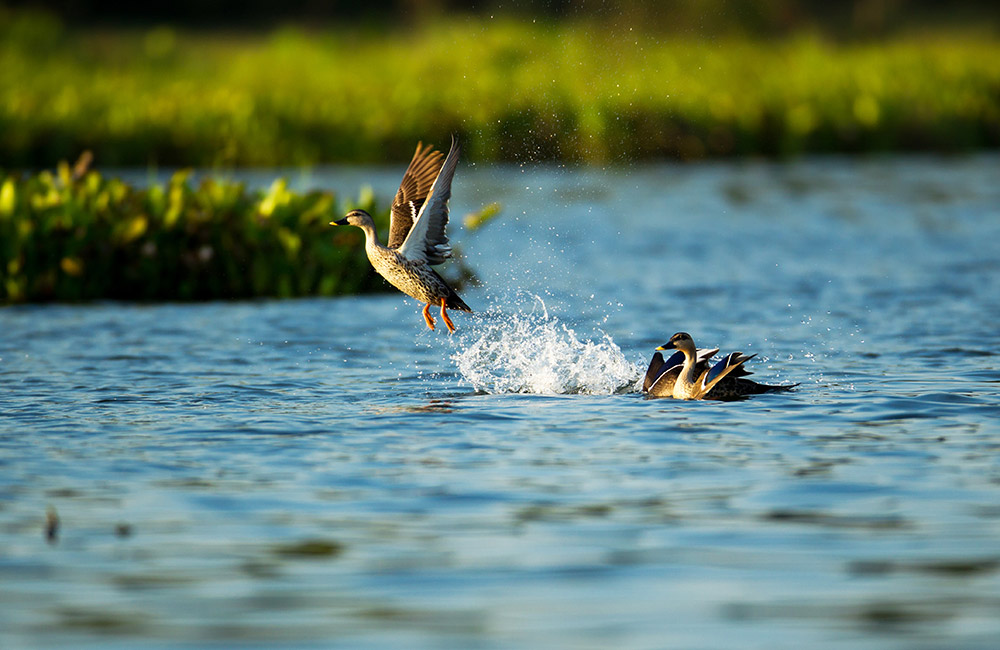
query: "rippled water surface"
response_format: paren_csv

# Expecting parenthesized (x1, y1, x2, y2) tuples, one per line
(2, 156, 1000, 649)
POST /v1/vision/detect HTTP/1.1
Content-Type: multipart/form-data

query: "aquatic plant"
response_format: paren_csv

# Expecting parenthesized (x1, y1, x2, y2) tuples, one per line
(0, 155, 481, 303)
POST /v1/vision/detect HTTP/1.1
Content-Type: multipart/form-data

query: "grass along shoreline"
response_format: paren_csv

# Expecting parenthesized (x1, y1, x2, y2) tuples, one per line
(1, 14, 998, 167)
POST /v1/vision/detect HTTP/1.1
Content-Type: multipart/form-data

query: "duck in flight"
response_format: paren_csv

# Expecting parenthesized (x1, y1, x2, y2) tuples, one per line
(643, 332, 798, 400)
(331, 135, 471, 333)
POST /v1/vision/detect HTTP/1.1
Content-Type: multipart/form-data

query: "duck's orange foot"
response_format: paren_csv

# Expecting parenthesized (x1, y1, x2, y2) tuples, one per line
(422, 303, 436, 330)
(439, 297, 456, 333)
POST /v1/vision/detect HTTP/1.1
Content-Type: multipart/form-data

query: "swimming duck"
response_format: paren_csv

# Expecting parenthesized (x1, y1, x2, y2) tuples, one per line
(332, 135, 471, 333)
(643, 332, 797, 400)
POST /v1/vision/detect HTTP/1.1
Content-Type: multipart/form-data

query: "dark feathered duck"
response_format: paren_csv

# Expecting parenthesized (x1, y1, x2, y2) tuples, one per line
(644, 332, 798, 400)
(331, 135, 471, 332)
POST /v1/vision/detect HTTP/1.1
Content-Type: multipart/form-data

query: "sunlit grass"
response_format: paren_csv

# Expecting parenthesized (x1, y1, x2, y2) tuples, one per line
(1, 10, 995, 301)
(2, 12, 998, 166)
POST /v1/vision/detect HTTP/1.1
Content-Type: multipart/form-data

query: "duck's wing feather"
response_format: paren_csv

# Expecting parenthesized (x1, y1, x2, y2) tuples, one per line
(642, 352, 665, 393)
(388, 141, 446, 250)
(701, 351, 756, 395)
(648, 365, 682, 397)
(643, 351, 684, 393)
(696, 347, 719, 365)
(689, 347, 719, 377)
(397, 134, 461, 265)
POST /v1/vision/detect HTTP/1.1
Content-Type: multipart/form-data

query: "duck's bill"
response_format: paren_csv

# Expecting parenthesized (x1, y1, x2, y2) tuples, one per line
(331, 218, 349, 226)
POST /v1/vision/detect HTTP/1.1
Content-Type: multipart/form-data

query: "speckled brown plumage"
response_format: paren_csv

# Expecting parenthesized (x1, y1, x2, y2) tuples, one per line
(331, 135, 471, 332)
(365, 242, 468, 310)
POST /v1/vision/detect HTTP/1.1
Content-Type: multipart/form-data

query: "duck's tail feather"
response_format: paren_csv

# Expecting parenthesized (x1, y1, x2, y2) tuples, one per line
(447, 288, 472, 313)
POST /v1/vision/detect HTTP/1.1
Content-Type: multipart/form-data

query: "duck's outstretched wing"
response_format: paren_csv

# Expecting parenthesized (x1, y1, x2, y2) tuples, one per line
(397, 134, 461, 265)
(644, 350, 683, 394)
(700, 351, 756, 396)
(697, 347, 720, 365)
(388, 141, 446, 250)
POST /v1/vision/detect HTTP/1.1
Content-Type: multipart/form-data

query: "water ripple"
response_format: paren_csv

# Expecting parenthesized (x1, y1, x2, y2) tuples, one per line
(2, 157, 1000, 649)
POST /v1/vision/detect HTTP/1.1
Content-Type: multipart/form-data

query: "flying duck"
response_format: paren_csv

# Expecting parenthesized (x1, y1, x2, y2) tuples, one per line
(331, 135, 471, 332)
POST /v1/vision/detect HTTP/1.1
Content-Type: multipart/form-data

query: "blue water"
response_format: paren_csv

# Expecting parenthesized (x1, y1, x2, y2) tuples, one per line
(2, 156, 1000, 649)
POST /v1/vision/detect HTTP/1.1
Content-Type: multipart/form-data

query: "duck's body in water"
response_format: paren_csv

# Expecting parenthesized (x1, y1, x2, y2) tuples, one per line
(643, 332, 798, 400)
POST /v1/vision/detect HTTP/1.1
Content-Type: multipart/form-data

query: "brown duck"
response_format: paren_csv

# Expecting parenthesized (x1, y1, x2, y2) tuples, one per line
(332, 135, 471, 332)
(643, 332, 798, 400)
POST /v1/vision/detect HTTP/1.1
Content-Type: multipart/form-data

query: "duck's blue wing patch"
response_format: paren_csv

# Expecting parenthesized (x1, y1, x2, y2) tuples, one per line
(704, 352, 741, 387)
(661, 351, 685, 373)
(644, 351, 687, 392)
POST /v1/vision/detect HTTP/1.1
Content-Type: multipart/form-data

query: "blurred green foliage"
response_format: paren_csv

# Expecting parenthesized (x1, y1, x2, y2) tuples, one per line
(0, 153, 481, 303)
(1, 9, 998, 166)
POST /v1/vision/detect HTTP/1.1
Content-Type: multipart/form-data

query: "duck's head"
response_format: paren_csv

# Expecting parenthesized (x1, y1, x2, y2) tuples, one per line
(331, 209, 372, 228)
(656, 332, 695, 353)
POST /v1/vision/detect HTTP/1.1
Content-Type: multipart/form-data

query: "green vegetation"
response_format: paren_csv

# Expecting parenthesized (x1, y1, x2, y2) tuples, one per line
(0, 154, 481, 303)
(0, 7, 996, 303)
(1, 10, 998, 166)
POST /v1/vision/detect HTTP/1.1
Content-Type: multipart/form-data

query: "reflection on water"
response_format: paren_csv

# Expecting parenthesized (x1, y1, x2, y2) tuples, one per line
(1, 156, 1000, 649)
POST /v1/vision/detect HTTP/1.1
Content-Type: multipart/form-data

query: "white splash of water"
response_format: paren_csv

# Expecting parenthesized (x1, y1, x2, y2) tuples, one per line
(450, 296, 641, 395)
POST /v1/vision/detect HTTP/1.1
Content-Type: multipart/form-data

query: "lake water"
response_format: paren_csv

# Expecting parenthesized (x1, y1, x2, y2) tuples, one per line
(2, 156, 999, 649)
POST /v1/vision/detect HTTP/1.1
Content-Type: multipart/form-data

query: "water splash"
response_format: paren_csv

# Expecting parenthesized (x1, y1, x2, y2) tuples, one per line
(450, 296, 641, 395)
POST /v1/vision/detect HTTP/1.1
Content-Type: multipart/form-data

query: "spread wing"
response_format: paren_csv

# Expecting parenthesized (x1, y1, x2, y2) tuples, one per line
(696, 348, 720, 365)
(701, 352, 756, 393)
(643, 350, 684, 393)
(388, 141, 446, 250)
(397, 134, 461, 265)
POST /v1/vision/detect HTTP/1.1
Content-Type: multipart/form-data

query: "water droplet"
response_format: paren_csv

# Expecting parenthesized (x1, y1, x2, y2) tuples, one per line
(450, 300, 639, 395)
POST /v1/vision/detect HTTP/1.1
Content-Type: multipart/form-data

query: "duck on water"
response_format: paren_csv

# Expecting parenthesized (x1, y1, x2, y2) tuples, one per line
(644, 332, 798, 401)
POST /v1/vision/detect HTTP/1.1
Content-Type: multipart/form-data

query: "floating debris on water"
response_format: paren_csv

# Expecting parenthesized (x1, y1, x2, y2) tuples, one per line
(45, 506, 59, 544)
